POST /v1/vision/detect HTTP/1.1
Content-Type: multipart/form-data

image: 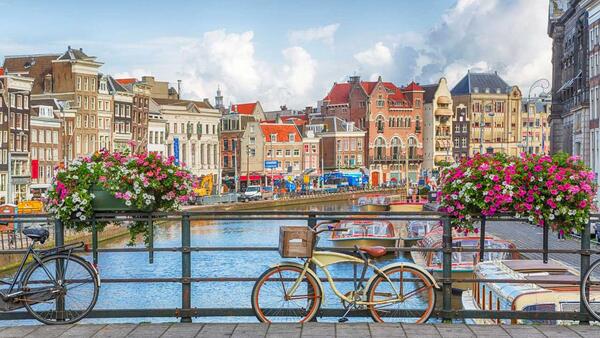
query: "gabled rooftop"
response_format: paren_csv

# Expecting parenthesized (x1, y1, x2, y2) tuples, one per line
(451, 71, 511, 96)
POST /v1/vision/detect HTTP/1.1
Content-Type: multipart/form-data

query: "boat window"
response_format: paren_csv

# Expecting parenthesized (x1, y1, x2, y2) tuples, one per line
(521, 304, 556, 325)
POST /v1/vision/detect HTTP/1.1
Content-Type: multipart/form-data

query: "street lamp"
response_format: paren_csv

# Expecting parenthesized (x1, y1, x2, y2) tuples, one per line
(526, 79, 550, 154)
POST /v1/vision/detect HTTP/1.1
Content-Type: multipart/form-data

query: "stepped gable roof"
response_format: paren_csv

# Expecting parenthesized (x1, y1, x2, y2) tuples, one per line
(231, 102, 256, 115)
(260, 123, 302, 142)
(404, 81, 424, 91)
(451, 71, 511, 96)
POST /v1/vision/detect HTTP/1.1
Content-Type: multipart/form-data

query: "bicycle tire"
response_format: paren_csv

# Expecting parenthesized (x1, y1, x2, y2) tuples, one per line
(251, 264, 322, 323)
(22, 253, 99, 325)
(581, 258, 600, 322)
(367, 265, 436, 323)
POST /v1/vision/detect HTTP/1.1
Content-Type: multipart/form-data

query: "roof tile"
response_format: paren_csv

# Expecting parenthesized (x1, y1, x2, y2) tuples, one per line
(260, 123, 302, 142)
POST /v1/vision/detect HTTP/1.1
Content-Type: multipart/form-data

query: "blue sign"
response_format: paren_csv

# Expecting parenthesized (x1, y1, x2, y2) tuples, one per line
(173, 137, 180, 166)
(264, 160, 279, 169)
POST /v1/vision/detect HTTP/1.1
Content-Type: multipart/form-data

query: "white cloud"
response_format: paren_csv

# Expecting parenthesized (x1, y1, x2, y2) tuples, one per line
(355, 0, 551, 92)
(354, 42, 393, 67)
(289, 24, 340, 45)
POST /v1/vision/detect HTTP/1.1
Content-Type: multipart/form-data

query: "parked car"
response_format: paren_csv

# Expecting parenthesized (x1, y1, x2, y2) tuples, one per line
(241, 185, 262, 202)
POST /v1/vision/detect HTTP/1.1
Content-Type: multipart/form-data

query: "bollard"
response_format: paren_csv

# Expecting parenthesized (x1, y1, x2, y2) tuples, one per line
(479, 216, 486, 262)
(54, 219, 65, 321)
(579, 219, 591, 325)
(181, 213, 192, 323)
(441, 216, 452, 323)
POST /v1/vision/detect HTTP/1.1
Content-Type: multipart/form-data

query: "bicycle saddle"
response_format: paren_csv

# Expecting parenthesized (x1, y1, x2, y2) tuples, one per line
(23, 227, 50, 243)
(358, 246, 387, 258)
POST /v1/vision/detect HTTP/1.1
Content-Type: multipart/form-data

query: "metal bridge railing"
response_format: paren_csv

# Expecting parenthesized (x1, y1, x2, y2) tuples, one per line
(0, 211, 598, 323)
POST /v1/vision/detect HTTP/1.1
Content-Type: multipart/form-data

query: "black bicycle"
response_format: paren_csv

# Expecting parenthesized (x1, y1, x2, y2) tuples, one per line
(0, 228, 100, 324)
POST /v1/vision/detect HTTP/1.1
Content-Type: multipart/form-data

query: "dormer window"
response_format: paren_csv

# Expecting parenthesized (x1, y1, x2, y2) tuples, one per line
(289, 133, 295, 142)
(485, 88, 490, 93)
(496, 88, 501, 94)
(271, 133, 277, 142)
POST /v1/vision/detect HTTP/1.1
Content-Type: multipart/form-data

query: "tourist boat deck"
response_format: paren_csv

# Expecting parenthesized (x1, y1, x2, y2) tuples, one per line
(329, 219, 399, 249)
(411, 230, 519, 290)
(462, 259, 600, 325)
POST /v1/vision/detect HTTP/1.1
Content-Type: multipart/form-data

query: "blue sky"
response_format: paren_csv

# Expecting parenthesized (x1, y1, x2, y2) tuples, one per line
(0, 0, 550, 110)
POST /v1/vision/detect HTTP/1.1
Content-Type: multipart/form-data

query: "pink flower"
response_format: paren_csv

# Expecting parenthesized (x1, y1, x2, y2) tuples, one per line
(99, 176, 107, 182)
(580, 200, 588, 208)
(534, 165, 543, 172)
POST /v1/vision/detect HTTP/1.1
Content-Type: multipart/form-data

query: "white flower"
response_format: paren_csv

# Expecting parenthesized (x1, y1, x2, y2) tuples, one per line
(90, 193, 95, 199)
(528, 216, 534, 222)
(125, 200, 132, 206)
(80, 215, 87, 221)
(556, 196, 562, 202)
(549, 214, 555, 220)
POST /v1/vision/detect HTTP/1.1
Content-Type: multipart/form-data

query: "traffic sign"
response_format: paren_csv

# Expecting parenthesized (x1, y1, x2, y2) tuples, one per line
(264, 160, 279, 169)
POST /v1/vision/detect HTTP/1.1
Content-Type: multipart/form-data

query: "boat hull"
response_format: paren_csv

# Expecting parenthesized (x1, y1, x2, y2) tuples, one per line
(360, 204, 388, 212)
(330, 237, 398, 249)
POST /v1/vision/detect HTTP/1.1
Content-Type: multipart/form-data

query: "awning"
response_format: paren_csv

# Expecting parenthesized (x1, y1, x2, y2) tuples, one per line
(239, 175, 262, 181)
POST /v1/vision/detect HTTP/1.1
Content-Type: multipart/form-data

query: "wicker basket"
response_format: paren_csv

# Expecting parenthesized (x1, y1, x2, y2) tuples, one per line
(278, 226, 315, 258)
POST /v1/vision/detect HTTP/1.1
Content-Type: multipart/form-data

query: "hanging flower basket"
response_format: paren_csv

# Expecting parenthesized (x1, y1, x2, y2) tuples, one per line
(438, 152, 597, 235)
(46, 149, 196, 244)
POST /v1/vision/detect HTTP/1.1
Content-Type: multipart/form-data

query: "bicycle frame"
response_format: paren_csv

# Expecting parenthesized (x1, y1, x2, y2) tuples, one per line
(286, 250, 402, 306)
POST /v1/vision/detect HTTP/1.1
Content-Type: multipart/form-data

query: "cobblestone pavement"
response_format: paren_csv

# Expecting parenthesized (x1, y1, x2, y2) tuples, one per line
(0, 322, 598, 338)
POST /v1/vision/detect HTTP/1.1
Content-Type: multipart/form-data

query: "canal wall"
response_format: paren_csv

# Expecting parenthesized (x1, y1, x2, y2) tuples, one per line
(0, 225, 130, 272)
(187, 188, 402, 211)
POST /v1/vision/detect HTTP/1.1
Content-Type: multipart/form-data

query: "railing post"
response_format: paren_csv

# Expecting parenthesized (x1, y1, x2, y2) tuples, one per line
(180, 213, 192, 323)
(441, 216, 452, 323)
(54, 218, 65, 321)
(542, 221, 549, 264)
(307, 213, 318, 322)
(579, 218, 591, 325)
(148, 213, 154, 264)
(92, 214, 98, 266)
(479, 215, 486, 262)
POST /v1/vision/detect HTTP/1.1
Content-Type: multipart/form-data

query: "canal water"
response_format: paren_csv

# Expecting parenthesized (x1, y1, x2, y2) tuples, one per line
(3, 199, 429, 324)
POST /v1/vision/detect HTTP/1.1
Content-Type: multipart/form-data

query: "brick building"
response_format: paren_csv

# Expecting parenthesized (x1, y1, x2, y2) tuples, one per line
(321, 76, 424, 186)
(30, 98, 61, 185)
(107, 76, 133, 151)
(116, 78, 151, 153)
(306, 116, 365, 172)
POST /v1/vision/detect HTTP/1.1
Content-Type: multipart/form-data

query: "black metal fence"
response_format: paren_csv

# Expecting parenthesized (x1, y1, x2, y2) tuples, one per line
(0, 210, 598, 323)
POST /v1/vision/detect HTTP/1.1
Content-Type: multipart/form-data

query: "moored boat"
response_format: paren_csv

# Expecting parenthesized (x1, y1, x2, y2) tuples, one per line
(462, 259, 600, 325)
(401, 220, 440, 247)
(329, 219, 399, 249)
(356, 194, 389, 211)
(410, 231, 519, 291)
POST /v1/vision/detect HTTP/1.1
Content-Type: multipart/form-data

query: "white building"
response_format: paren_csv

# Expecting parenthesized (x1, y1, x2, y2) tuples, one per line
(97, 75, 113, 151)
(422, 77, 453, 174)
(156, 98, 221, 179)
(148, 99, 167, 156)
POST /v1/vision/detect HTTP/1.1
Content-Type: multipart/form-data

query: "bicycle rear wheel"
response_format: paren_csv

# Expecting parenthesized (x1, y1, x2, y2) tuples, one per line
(367, 265, 436, 323)
(251, 264, 322, 323)
(581, 259, 600, 322)
(22, 254, 99, 325)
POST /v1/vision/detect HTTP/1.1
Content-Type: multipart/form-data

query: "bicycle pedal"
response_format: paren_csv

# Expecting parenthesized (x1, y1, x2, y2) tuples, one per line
(338, 317, 349, 323)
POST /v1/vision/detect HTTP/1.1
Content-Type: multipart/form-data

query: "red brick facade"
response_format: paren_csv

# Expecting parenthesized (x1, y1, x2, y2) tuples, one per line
(321, 76, 424, 185)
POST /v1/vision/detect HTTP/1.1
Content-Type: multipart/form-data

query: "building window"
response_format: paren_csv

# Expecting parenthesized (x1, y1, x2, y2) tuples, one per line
(376, 95, 385, 107)
(454, 138, 459, 148)
(461, 138, 467, 148)
(294, 149, 300, 156)
(24, 96, 28, 109)
(415, 99, 421, 108)
(270, 133, 277, 142)
(289, 133, 295, 142)
(250, 137, 256, 145)
(77, 76, 82, 91)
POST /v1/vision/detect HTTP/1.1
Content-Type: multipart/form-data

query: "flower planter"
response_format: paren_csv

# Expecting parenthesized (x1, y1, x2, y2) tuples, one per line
(90, 186, 138, 212)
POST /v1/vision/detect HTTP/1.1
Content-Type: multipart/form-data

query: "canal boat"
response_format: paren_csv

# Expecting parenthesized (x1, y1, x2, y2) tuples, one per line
(356, 194, 389, 212)
(401, 220, 440, 247)
(387, 194, 426, 212)
(329, 219, 399, 249)
(410, 231, 519, 291)
(461, 259, 600, 325)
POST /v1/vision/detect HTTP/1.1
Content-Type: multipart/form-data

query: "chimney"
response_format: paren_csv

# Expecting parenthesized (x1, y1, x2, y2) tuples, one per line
(177, 80, 182, 99)
(349, 75, 360, 83)
(280, 105, 287, 111)
(79, 48, 83, 52)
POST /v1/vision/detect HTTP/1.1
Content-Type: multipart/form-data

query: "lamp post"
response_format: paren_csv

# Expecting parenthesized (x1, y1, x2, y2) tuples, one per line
(246, 145, 251, 189)
(526, 79, 550, 154)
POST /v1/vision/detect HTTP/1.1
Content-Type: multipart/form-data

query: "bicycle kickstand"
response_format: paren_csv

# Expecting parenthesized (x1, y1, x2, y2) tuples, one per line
(339, 302, 355, 323)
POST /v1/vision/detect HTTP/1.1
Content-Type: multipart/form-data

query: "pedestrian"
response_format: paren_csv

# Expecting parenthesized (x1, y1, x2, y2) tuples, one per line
(558, 229, 565, 241)
(407, 186, 414, 203)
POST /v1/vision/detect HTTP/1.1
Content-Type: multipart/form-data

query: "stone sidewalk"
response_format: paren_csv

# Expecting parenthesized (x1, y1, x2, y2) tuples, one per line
(0, 323, 598, 338)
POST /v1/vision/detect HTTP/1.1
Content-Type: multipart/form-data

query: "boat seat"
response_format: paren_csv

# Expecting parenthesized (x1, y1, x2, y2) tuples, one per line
(358, 246, 387, 258)
(22, 227, 49, 243)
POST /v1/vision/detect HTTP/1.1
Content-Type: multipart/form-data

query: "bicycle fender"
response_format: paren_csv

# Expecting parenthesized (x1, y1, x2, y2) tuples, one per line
(366, 262, 440, 290)
(272, 261, 325, 302)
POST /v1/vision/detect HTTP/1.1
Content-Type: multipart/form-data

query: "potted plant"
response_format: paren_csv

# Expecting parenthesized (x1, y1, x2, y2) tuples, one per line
(46, 149, 196, 244)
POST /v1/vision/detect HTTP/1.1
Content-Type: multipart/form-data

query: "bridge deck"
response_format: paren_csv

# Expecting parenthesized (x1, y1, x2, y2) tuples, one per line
(0, 323, 598, 338)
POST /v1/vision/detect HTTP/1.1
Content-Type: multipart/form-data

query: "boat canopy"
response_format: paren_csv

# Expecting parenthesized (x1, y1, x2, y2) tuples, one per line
(332, 220, 395, 239)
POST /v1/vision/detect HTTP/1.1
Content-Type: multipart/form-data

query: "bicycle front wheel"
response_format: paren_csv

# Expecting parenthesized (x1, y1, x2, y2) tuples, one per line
(582, 258, 600, 322)
(22, 254, 99, 325)
(367, 265, 436, 323)
(251, 264, 322, 323)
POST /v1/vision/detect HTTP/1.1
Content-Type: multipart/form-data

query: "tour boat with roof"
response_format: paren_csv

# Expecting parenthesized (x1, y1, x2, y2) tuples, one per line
(328, 219, 400, 250)
(410, 230, 519, 291)
(401, 220, 440, 247)
(357, 194, 390, 211)
(462, 259, 600, 325)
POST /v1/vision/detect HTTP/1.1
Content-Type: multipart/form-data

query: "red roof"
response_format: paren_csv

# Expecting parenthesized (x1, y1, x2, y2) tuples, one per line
(404, 81, 424, 91)
(260, 123, 302, 142)
(231, 102, 257, 115)
(116, 78, 137, 85)
(323, 83, 351, 104)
